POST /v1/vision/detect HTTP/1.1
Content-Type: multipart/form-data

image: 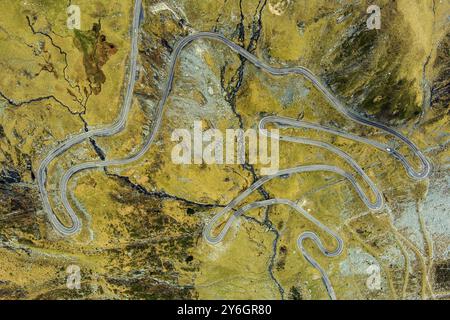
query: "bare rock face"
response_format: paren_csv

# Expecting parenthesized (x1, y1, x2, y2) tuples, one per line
(431, 32, 450, 111)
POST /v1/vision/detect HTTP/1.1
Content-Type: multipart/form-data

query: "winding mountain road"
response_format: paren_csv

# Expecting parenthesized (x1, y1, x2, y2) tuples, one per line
(37, 0, 142, 235)
(36, 8, 431, 300)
